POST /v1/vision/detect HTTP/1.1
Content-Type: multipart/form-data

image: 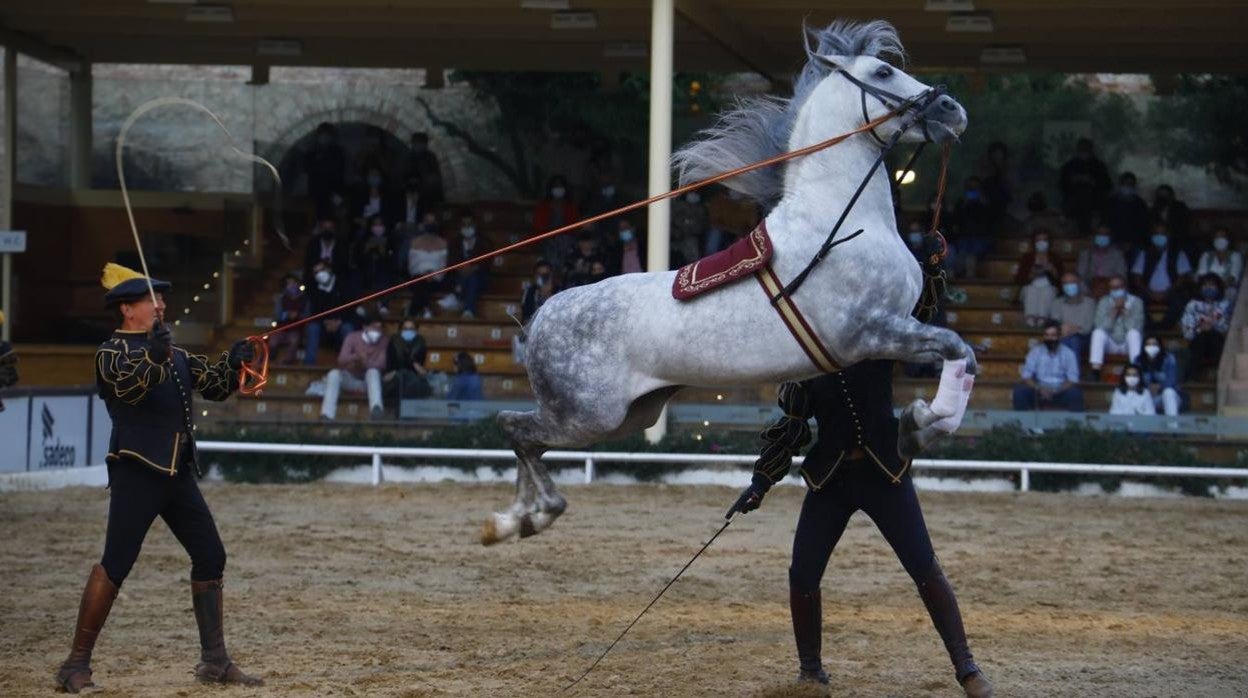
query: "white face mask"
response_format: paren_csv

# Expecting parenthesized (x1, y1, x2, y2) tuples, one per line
(1034, 240, 1050, 252)
(601, 185, 616, 198)
(314, 270, 331, 285)
(461, 226, 476, 238)
(551, 186, 566, 199)
(1124, 375, 1140, 388)
(1213, 238, 1230, 251)
(1144, 345, 1161, 358)
(363, 329, 382, 344)
(685, 192, 701, 204)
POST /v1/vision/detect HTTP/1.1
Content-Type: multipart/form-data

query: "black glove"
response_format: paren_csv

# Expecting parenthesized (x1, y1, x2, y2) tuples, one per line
(227, 339, 255, 370)
(148, 321, 172, 364)
(726, 474, 772, 519)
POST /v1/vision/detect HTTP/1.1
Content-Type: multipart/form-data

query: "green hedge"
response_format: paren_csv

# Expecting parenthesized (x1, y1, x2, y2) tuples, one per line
(203, 421, 1235, 497)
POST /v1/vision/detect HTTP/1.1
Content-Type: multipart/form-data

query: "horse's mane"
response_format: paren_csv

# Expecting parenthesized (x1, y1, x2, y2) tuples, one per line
(671, 20, 905, 211)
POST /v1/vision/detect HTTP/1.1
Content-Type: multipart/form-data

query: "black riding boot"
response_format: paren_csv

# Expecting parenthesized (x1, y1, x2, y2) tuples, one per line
(191, 579, 263, 685)
(55, 564, 118, 693)
(790, 583, 828, 685)
(916, 560, 993, 697)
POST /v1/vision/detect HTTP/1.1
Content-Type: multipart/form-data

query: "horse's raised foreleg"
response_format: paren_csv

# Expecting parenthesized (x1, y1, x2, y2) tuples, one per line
(860, 316, 977, 437)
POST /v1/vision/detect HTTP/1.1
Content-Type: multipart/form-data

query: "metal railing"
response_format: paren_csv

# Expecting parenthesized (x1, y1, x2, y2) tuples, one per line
(195, 440, 1248, 491)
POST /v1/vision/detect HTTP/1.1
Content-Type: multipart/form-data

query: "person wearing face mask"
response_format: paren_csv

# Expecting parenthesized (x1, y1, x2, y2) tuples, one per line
(521, 260, 558, 324)
(1047, 272, 1096, 360)
(1013, 320, 1084, 411)
(1076, 224, 1128, 298)
(400, 222, 452, 320)
(303, 219, 348, 285)
(564, 231, 604, 288)
(952, 176, 993, 279)
(447, 213, 492, 319)
(534, 175, 579, 270)
(385, 318, 431, 400)
(1180, 273, 1232, 381)
(1109, 364, 1155, 416)
(354, 166, 400, 226)
(321, 312, 388, 420)
(1015, 230, 1065, 327)
(670, 189, 709, 267)
(269, 274, 306, 365)
(304, 261, 357, 366)
(1196, 227, 1242, 301)
(355, 216, 396, 310)
(1058, 138, 1111, 234)
(1089, 275, 1144, 378)
(582, 172, 624, 238)
(1103, 172, 1150, 250)
(1136, 336, 1183, 416)
(615, 220, 644, 275)
(1130, 222, 1192, 330)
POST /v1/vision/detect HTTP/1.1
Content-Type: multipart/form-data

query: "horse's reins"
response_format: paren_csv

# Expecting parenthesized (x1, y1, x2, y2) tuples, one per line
(236, 91, 950, 395)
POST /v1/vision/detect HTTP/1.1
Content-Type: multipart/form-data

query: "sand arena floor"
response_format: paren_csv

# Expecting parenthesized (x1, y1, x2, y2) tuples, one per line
(1, 481, 1246, 697)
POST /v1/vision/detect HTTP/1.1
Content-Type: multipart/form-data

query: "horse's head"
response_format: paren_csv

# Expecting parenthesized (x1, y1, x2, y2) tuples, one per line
(808, 53, 967, 146)
(792, 21, 966, 150)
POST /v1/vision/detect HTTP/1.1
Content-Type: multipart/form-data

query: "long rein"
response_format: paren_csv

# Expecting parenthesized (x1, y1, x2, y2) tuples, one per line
(237, 100, 951, 395)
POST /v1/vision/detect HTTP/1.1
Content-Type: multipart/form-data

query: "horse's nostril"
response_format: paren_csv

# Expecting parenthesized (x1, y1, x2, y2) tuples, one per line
(940, 97, 958, 112)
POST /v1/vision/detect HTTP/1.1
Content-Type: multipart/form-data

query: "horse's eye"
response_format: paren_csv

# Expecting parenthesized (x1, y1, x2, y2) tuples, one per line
(874, 65, 894, 79)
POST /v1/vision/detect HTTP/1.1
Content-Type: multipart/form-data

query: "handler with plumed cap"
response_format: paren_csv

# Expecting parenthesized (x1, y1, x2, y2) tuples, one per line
(54, 263, 261, 693)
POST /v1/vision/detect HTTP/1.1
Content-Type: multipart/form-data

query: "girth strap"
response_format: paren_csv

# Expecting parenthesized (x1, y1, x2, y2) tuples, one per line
(755, 265, 840, 374)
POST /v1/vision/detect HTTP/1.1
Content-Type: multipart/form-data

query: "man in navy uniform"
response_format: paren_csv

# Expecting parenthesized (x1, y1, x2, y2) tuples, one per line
(55, 263, 261, 693)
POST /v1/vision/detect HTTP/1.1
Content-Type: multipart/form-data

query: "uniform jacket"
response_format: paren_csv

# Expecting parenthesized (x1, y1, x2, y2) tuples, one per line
(754, 360, 908, 490)
(96, 329, 238, 477)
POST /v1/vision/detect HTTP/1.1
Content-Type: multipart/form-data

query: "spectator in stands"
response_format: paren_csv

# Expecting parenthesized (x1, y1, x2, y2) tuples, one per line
(1131, 221, 1193, 330)
(521, 260, 558, 323)
(612, 219, 644, 276)
(952, 176, 994, 278)
(582, 172, 626, 240)
(1109, 364, 1155, 416)
(1103, 172, 1150, 251)
(1151, 184, 1191, 247)
(354, 125, 392, 189)
(400, 221, 452, 320)
(269, 274, 305, 365)
(447, 212, 490, 319)
(399, 177, 423, 227)
(386, 317, 431, 400)
(1089, 275, 1144, 378)
(404, 132, 444, 211)
(1181, 273, 1232, 380)
(353, 166, 397, 226)
(980, 140, 1017, 232)
(1049, 271, 1096, 359)
(304, 261, 356, 366)
(1016, 229, 1064, 326)
(303, 219, 348, 285)
(564, 231, 603, 288)
(354, 216, 397, 315)
(304, 122, 346, 219)
(1138, 335, 1182, 416)
(1076, 224, 1129, 298)
(0, 311, 16, 399)
(321, 312, 388, 420)
(1021, 191, 1066, 236)
(1013, 320, 1084, 411)
(534, 175, 579, 270)
(448, 351, 484, 400)
(1058, 137, 1111, 234)
(1196, 226, 1242, 299)
(671, 190, 709, 267)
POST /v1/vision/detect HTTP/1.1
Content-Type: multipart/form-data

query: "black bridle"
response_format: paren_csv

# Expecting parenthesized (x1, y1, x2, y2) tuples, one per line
(772, 71, 950, 302)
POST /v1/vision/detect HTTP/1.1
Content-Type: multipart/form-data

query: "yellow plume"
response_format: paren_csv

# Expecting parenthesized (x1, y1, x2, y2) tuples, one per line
(101, 262, 145, 291)
(0, 310, 5, 326)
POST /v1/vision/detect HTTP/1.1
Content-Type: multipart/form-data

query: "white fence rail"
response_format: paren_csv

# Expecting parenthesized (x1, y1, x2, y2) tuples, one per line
(196, 441, 1248, 492)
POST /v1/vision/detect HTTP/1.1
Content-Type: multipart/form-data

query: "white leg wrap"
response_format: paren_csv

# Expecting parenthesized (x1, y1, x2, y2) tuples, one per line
(929, 359, 974, 433)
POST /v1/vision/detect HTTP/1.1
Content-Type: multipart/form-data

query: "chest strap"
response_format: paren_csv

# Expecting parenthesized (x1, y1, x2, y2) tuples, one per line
(755, 264, 841, 374)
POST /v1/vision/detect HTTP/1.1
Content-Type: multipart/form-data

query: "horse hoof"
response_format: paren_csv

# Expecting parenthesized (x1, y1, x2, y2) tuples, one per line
(480, 518, 501, 546)
(518, 514, 538, 538)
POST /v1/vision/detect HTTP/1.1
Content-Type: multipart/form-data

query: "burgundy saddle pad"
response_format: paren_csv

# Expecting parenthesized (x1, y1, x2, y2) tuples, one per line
(672, 223, 772, 301)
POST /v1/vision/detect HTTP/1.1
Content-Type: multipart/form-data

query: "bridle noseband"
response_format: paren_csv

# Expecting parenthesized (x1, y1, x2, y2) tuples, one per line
(837, 69, 948, 147)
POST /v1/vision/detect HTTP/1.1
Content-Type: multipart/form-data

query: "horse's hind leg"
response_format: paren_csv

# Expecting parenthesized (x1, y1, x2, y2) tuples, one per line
(483, 409, 566, 545)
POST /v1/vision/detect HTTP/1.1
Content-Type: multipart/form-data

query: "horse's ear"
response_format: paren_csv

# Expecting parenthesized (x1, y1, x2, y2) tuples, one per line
(813, 54, 851, 71)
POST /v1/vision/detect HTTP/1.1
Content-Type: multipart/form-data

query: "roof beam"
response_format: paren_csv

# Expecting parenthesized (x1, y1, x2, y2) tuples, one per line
(674, 0, 784, 84)
(0, 24, 84, 73)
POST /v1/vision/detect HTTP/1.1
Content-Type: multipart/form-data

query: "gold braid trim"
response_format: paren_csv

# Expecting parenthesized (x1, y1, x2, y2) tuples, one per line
(753, 381, 814, 484)
(96, 339, 169, 406)
(180, 348, 238, 402)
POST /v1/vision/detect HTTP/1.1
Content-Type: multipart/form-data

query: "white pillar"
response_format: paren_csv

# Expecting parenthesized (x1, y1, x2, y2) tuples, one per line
(1, 49, 15, 343)
(68, 64, 92, 190)
(644, 0, 674, 445)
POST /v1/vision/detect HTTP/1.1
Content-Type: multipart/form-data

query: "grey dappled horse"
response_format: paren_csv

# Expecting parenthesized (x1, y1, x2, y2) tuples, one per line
(483, 20, 977, 544)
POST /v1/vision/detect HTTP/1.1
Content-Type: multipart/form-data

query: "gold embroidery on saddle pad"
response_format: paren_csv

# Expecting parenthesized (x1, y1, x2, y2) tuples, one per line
(671, 224, 773, 300)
